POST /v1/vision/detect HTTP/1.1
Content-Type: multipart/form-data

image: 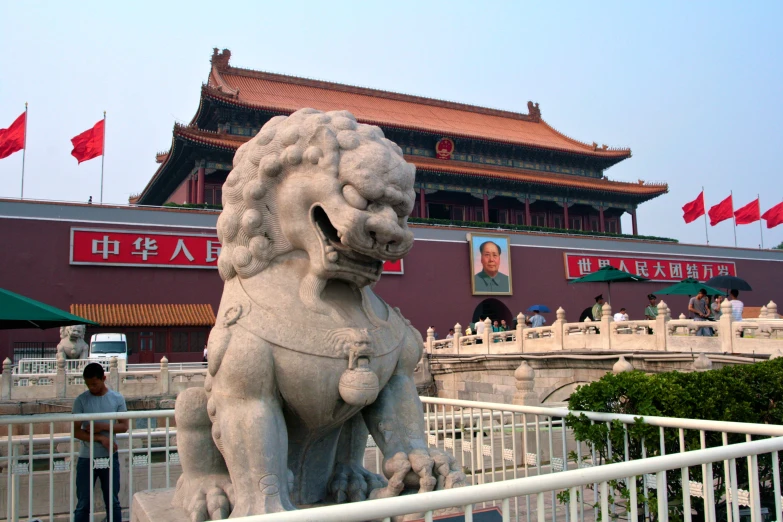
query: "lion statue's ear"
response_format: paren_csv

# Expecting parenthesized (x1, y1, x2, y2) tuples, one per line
(60, 326, 68, 339)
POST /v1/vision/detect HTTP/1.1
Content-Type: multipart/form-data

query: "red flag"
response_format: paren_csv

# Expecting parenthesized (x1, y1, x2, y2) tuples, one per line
(734, 198, 760, 225)
(71, 119, 104, 164)
(682, 191, 705, 223)
(0, 112, 26, 159)
(708, 195, 734, 226)
(762, 201, 783, 229)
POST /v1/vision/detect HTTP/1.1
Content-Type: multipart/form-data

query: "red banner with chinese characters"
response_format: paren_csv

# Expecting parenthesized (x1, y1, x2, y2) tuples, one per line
(563, 253, 737, 282)
(70, 228, 403, 274)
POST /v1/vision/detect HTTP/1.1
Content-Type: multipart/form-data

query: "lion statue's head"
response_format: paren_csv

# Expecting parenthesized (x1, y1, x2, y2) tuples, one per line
(57, 325, 88, 359)
(217, 108, 416, 312)
(60, 324, 86, 342)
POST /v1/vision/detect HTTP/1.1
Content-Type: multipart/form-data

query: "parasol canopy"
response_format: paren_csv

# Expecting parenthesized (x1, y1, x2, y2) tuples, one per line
(0, 287, 98, 330)
(705, 275, 752, 292)
(655, 278, 726, 297)
(569, 265, 649, 303)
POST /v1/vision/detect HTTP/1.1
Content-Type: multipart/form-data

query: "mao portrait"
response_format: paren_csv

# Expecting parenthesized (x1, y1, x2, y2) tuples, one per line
(468, 234, 512, 295)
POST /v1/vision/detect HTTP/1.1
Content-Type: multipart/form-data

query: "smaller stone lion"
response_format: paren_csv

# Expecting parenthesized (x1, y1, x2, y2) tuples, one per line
(57, 325, 88, 359)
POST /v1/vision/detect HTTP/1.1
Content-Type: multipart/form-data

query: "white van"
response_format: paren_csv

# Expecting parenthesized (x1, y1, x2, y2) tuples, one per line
(89, 333, 128, 371)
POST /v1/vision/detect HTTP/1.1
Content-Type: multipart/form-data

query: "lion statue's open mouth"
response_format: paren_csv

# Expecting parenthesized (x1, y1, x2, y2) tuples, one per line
(311, 205, 384, 283)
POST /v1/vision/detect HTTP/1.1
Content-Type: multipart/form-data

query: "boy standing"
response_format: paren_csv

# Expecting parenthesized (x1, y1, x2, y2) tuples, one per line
(73, 363, 128, 522)
(688, 289, 712, 337)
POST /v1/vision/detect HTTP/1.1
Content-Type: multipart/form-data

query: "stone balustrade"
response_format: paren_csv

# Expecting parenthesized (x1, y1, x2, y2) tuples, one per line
(3, 300, 780, 403)
(1, 355, 205, 401)
(425, 300, 783, 356)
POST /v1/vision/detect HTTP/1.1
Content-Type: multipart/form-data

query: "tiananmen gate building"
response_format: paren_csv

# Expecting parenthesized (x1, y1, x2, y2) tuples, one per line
(1, 49, 781, 363)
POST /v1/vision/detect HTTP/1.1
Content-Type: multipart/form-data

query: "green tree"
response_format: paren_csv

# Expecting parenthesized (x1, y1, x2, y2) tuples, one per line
(774, 241, 783, 250)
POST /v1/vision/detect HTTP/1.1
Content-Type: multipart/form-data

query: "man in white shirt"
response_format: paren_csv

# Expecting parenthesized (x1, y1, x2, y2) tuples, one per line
(729, 289, 744, 337)
(475, 317, 486, 344)
(729, 289, 744, 321)
(613, 308, 629, 322)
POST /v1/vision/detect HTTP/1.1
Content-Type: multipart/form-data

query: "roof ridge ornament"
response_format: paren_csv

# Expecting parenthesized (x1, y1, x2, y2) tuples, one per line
(211, 48, 232, 69)
(526, 101, 541, 122)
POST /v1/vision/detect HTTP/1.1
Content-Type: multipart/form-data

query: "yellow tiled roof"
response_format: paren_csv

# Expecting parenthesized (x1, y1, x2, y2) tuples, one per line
(70, 304, 215, 327)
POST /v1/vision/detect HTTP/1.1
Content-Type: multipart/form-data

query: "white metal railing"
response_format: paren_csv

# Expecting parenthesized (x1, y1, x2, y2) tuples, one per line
(248, 437, 783, 522)
(12, 359, 206, 375)
(2, 397, 783, 522)
(125, 362, 207, 372)
(14, 358, 111, 375)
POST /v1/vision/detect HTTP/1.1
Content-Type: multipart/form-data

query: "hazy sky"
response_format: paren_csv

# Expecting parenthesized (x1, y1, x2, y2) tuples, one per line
(1, 1, 781, 249)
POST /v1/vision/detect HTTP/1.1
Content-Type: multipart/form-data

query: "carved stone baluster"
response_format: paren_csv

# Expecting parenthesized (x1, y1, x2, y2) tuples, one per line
(512, 361, 539, 406)
(516, 313, 525, 352)
(160, 356, 170, 395)
(601, 303, 613, 350)
(109, 357, 120, 392)
(768, 301, 778, 319)
(612, 355, 634, 374)
(692, 353, 713, 372)
(55, 352, 66, 399)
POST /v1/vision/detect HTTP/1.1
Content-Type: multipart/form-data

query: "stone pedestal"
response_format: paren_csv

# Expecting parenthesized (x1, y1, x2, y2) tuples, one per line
(131, 489, 187, 522)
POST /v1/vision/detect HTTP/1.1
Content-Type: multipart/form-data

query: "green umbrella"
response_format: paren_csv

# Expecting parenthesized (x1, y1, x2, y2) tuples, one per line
(0, 287, 98, 330)
(655, 278, 726, 297)
(568, 265, 649, 303)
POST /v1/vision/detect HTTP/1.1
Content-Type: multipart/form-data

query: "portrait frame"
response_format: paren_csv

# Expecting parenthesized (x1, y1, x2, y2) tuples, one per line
(467, 233, 513, 296)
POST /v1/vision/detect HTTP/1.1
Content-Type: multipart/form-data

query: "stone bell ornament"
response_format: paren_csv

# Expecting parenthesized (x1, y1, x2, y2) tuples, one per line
(338, 330, 380, 406)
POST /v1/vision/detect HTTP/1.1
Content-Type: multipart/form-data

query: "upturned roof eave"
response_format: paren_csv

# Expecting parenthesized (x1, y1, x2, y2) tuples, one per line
(415, 167, 668, 202)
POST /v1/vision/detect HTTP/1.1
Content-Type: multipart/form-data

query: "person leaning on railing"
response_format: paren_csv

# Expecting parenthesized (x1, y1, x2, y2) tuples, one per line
(72, 363, 128, 522)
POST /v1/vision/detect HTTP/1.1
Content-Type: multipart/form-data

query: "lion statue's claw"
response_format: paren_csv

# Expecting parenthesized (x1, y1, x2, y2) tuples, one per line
(329, 463, 387, 504)
(173, 473, 234, 522)
(370, 448, 466, 501)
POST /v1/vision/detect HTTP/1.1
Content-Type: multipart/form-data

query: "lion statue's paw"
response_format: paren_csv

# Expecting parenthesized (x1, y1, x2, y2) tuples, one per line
(328, 462, 387, 504)
(172, 473, 233, 521)
(370, 448, 466, 502)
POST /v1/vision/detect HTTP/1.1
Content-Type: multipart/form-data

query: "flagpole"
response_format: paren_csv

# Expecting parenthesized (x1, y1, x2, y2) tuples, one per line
(731, 190, 737, 248)
(20, 103, 28, 199)
(702, 186, 709, 245)
(100, 111, 106, 204)
(758, 194, 764, 249)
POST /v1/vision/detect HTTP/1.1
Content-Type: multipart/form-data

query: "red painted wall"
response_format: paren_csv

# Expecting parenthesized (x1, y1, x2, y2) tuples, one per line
(0, 219, 223, 362)
(168, 177, 191, 204)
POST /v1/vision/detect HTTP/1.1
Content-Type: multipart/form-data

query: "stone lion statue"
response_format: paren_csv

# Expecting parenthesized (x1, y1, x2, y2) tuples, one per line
(56, 325, 88, 359)
(172, 108, 465, 519)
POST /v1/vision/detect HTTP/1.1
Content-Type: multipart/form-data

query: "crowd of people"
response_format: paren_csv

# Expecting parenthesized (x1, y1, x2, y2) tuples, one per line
(429, 313, 547, 344)
(429, 289, 746, 342)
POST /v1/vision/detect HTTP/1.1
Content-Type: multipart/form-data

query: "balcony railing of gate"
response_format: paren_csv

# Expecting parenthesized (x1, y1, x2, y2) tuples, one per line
(426, 300, 783, 357)
(1, 357, 206, 401)
(1, 398, 783, 522)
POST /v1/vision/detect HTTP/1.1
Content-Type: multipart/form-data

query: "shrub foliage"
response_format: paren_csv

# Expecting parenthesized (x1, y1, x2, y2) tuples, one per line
(565, 359, 783, 521)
